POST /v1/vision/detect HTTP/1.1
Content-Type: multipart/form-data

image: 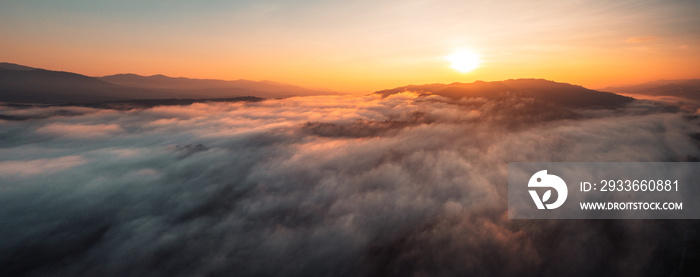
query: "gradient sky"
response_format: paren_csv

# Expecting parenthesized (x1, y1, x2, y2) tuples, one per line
(1, 0, 699, 93)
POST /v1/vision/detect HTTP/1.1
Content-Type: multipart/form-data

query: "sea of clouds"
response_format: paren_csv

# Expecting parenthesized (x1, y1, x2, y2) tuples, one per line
(1, 93, 700, 276)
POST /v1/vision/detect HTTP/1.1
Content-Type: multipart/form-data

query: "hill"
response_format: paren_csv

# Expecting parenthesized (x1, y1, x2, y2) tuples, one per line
(0, 62, 334, 103)
(0, 62, 37, 71)
(98, 74, 333, 99)
(0, 65, 179, 103)
(376, 79, 634, 109)
(603, 79, 700, 102)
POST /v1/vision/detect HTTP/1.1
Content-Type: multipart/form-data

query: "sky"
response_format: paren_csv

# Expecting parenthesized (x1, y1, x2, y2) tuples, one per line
(1, 0, 699, 93)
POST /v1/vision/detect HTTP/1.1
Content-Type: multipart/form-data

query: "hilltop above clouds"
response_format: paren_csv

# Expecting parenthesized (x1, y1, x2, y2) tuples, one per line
(376, 79, 634, 109)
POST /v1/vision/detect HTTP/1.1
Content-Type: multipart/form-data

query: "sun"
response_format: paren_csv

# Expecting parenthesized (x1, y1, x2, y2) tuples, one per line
(446, 50, 480, 73)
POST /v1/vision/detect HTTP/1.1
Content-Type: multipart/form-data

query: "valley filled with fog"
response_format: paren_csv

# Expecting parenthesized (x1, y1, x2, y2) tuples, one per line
(2, 89, 700, 276)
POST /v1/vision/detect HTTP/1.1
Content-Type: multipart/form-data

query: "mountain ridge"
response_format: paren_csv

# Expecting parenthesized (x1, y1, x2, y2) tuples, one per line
(602, 79, 700, 102)
(375, 78, 635, 109)
(0, 62, 335, 103)
(1, 62, 643, 108)
(98, 73, 334, 98)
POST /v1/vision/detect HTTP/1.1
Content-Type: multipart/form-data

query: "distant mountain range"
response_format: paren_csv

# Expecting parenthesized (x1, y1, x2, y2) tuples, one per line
(5, 62, 698, 109)
(97, 74, 332, 99)
(0, 62, 334, 103)
(376, 79, 634, 109)
(602, 79, 700, 102)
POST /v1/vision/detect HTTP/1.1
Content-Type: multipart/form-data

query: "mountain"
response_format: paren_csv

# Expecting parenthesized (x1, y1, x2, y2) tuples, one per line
(0, 62, 36, 71)
(98, 74, 334, 99)
(0, 65, 180, 103)
(0, 63, 334, 103)
(602, 79, 700, 102)
(376, 79, 634, 109)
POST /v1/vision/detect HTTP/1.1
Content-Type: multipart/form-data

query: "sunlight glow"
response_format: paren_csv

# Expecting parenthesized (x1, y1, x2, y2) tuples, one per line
(447, 50, 480, 73)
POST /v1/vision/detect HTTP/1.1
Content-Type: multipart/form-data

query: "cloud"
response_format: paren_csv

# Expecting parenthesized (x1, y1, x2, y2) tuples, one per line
(0, 93, 699, 276)
(0, 104, 104, 121)
(35, 123, 125, 139)
(626, 36, 660, 43)
(0, 156, 87, 176)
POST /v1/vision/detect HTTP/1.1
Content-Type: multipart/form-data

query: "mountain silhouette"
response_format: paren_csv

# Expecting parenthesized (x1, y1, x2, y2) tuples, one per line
(98, 74, 334, 99)
(603, 79, 700, 102)
(0, 63, 334, 103)
(0, 62, 36, 71)
(376, 79, 634, 109)
(0, 63, 186, 103)
(2, 63, 634, 108)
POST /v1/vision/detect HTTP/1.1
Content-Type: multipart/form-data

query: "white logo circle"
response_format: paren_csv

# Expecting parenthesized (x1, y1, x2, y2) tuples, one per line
(528, 170, 568, 209)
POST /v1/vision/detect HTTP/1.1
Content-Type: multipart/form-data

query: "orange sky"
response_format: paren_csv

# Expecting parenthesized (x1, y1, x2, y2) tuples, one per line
(1, 0, 699, 93)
